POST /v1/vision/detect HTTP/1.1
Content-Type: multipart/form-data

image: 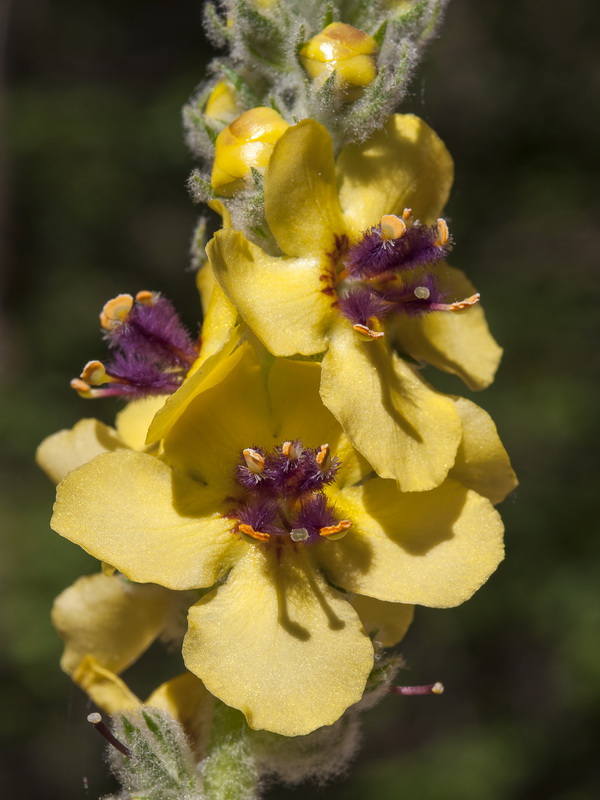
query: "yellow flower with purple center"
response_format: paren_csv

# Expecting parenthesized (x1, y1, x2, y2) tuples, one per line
(51, 343, 509, 736)
(207, 114, 502, 491)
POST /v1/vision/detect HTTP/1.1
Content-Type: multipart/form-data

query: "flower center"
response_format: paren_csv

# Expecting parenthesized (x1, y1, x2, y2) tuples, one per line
(333, 210, 480, 339)
(229, 440, 351, 545)
(71, 291, 199, 399)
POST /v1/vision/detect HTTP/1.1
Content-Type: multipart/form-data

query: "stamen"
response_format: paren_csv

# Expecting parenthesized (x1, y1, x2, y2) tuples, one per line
(79, 360, 118, 386)
(380, 214, 406, 241)
(290, 527, 309, 542)
(353, 323, 385, 340)
(87, 712, 131, 756)
(402, 208, 414, 224)
(389, 681, 444, 696)
(282, 441, 301, 461)
(134, 290, 159, 305)
(70, 378, 94, 398)
(242, 448, 266, 475)
(319, 519, 352, 539)
(429, 293, 480, 312)
(238, 523, 271, 542)
(100, 294, 134, 330)
(435, 218, 449, 246)
(316, 444, 331, 471)
(70, 378, 130, 399)
(414, 286, 431, 300)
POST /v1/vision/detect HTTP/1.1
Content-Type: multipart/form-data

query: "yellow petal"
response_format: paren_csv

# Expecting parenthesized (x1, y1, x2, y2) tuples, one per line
(264, 119, 346, 257)
(318, 478, 504, 607)
(196, 260, 216, 314)
(267, 359, 342, 448)
(52, 572, 174, 676)
(115, 396, 169, 451)
(73, 656, 141, 713)
(146, 326, 244, 444)
(146, 672, 215, 755)
(52, 451, 245, 590)
(390, 265, 503, 390)
(183, 546, 373, 736)
(350, 595, 414, 647)
(208, 230, 331, 357)
(36, 419, 125, 484)
(163, 342, 274, 496)
(268, 358, 372, 488)
(449, 396, 518, 505)
(194, 283, 238, 368)
(337, 114, 454, 234)
(320, 321, 462, 491)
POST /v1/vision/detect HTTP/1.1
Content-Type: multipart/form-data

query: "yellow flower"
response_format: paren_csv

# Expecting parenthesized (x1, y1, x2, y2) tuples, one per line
(52, 571, 214, 751)
(299, 22, 378, 92)
(207, 114, 502, 491)
(36, 396, 166, 484)
(211, 107, 290, 196)
(51, 344, 507, 736)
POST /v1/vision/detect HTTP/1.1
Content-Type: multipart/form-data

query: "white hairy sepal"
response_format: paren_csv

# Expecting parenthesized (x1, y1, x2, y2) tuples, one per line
(107, 708, 204, 800)
(253, 713, 360, 787)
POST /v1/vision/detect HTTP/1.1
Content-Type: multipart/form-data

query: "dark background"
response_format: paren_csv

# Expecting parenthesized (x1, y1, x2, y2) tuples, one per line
(2, 1, 599, 797)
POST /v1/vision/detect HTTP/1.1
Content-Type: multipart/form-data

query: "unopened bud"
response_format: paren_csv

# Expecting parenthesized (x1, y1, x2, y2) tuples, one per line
(211, 107, 290, 196)
(204, 80, 244, 127)
(299, 23, 378, 93)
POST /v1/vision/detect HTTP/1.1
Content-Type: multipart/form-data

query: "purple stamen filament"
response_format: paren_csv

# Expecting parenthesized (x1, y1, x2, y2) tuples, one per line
(332, 216, 477, 331)
(87, 713, 132, 756)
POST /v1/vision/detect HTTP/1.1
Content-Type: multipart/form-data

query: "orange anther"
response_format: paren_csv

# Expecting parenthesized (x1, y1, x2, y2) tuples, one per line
(316, 444, 331, 471)
(135, 290, 158, 305)
(435, 218, 449, 246)
(282, 441, 301, 460)
(447, 292, 480, 311)
(70, 378, 93, 397)
(100, 294, 133, 330)
(242, 448, 265, 475)
(352, 323, 385, 340)
(238, 523, 271, 542)
(380, 214, 407, 241)
(319, 520, 352, 538)
(80, 360, 108, 385)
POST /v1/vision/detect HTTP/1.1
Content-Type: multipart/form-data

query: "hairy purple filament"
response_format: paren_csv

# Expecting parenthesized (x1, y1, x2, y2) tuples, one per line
(337, 221, 455, 330)
(76, 293, 199, 399)
(104, 296, 198, 368)
(344, 223, 450, 280)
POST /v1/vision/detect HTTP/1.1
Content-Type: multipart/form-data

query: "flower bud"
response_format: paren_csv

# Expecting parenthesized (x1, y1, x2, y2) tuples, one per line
(204, 80, 244, 127)
(211, 107, 290, 196)
(299, 22, 378, 92)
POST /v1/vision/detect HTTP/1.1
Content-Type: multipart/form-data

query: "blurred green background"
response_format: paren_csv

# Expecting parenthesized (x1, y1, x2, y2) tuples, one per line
(2, 1, 599, 797)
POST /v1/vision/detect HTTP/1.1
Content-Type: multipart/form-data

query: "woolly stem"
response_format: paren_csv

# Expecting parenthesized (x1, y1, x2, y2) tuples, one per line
(202, 702, 259, 800)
